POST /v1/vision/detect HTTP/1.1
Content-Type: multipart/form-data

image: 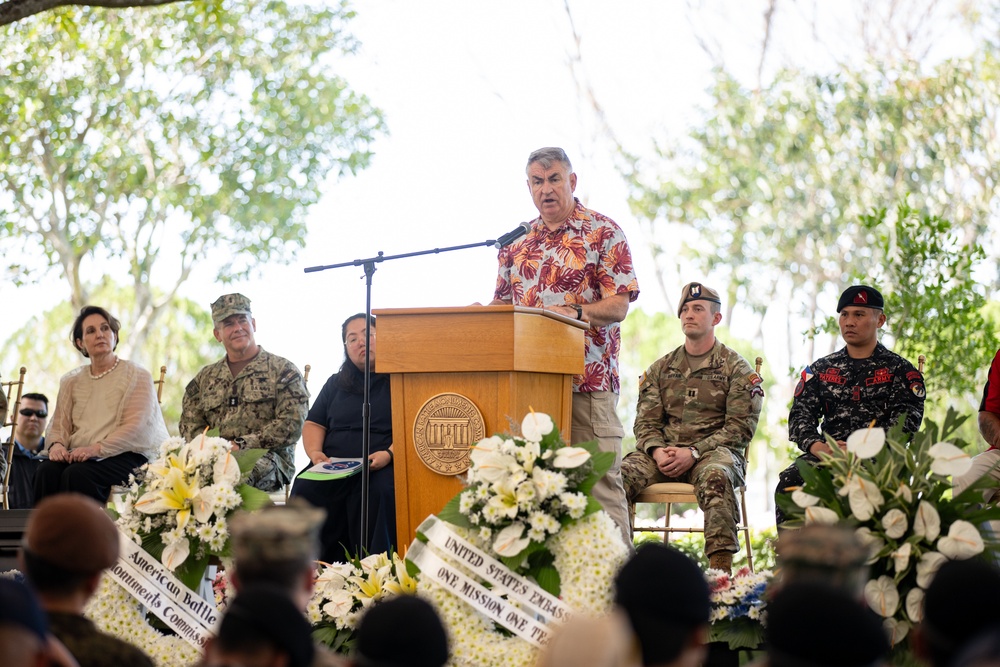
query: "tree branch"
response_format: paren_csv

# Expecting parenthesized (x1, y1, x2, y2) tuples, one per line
(0, 0, 189, 26)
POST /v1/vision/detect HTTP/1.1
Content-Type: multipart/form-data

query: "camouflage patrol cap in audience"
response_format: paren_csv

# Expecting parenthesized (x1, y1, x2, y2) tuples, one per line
(230, 500, 325, 565)
(677, 282, 722, 317)
(211, 293, 253, 324)
(836, 285, 884, 312)
(24, 493, 119, 573)
(776, 524, 870, 596)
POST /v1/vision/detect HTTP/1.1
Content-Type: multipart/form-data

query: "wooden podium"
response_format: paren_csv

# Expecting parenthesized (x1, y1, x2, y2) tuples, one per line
(373, 306, 586, 549)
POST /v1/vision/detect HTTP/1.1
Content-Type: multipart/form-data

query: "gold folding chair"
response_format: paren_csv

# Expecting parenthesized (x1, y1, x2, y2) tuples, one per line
(2, 367, 27, 510)
(629, 357, 763, 572)
(155, 365, 167, 403)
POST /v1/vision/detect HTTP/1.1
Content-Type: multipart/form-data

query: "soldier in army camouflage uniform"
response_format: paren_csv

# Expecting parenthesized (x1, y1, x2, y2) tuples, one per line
(775, 285, 925, 525)
(622, 283, 764, 573)
(180, 293, 309, 493)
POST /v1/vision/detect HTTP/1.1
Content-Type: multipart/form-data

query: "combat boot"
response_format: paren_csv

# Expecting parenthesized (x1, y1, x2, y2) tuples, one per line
(708, 551, 733, 573)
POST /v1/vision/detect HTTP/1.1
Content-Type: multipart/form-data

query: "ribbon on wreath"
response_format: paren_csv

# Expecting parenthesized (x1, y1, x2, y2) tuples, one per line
(104, 530, 218, 648)
(407, 516, 574, 647)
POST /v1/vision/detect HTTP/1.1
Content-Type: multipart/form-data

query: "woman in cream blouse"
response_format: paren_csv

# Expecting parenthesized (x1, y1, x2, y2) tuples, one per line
(34, 306, 168, 504)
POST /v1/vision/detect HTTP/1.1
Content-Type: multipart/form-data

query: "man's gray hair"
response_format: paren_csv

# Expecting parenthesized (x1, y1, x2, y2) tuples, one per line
(526, 147, 572, 175)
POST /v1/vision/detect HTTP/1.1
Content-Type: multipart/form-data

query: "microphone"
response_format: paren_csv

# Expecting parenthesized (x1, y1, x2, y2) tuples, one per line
(493, 222, 532, 248)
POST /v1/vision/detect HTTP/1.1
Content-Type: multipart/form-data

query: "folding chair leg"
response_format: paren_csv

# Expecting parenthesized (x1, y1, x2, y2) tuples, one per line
(740, 489, 754, 572)
(663, 501, 672, 545)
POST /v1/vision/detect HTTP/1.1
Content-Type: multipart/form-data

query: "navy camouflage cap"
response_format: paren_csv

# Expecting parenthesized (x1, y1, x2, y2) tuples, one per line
(677, 282, 722, 317)
(836, 285, 884, 313)
(211, 293, 252, 324)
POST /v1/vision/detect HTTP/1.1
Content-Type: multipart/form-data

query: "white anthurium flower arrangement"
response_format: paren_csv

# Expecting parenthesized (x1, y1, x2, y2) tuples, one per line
(436, 411, 614, 590)
(110, 431, 272, 591)
(776, 409, 1000, 662)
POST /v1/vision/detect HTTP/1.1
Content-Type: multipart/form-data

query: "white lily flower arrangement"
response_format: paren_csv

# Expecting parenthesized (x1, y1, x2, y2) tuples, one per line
(776, 408, 1000, 659)
(436, 411, 614, 589)
(110, 431, 272, 590)
(308, 552, 419, 653)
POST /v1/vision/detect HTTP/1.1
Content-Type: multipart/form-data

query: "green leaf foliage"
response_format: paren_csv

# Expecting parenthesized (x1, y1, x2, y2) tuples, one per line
(0, 0, 384, 396)
(233, 448, 267, 476)
(236, 483, 273, 513)
(625, 53, 1000, 404)
(437, 492, 473, 529)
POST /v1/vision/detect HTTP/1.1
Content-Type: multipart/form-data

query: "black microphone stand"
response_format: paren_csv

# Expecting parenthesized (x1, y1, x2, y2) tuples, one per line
(303, 235, 513, 553)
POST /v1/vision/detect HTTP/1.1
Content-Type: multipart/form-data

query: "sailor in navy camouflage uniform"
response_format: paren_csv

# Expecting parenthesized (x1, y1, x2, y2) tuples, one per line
(775, 285, 925, 525)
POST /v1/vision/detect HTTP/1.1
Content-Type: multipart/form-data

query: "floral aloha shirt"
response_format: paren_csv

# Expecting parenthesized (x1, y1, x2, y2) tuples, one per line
(494, 198, 639, 394)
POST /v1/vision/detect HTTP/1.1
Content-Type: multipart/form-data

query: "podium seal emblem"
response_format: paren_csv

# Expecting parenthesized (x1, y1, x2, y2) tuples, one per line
(412, 393, 486, 475)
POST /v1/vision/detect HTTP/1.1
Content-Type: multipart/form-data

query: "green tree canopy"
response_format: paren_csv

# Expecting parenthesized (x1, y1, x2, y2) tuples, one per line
(0, 0, 385, 358)
(625, 51, 1000, 401)
(627, 53, 998, 315)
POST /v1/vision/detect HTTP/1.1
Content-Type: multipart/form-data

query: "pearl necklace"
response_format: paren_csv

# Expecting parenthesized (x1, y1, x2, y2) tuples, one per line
(90, 357, 120, 380)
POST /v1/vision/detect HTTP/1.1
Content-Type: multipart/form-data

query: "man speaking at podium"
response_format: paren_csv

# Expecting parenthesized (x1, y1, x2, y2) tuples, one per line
(489, 147, 640, 547)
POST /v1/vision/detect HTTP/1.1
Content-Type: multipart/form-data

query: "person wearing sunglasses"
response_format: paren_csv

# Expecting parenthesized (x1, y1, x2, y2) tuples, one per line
(2, 393, 50, 509)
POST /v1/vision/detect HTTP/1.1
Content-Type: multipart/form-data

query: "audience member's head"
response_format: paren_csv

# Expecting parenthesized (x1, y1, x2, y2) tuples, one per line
(354, 596, 449, 667)
(952, 625, 1000, 667)
(536, 609, 643, 667)
(202, 584, 315, 667)
(915, 558, 1000, 667)
(0, 577, 48, 667)
(229, 500, 325, 609)
(614, 543, 710, 667)
(20, 493, 119, 603)
(15, 392, 49, 447)
(775, 523, 870, 597)
(766, 582, 888, 667)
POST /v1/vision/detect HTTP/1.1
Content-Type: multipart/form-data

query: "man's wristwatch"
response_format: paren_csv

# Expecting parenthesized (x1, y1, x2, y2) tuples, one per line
(234, 437, 247, 450)
(689, 446, 700, 460)
(571, 304, 583, 320)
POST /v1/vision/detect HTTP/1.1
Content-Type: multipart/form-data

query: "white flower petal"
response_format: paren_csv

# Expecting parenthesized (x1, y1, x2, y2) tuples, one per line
(916, 551, 948, 588)
(552, 446, 590, 469)
(520, 412, 555, 442)
(882, 508, 909, 540)
(161, 538, 190, 571)
(847, 427, 886, 458)
(938, 520, 984, 558)
(929, 442, 974, 478)
(855, 527, 886, 565)
(891, 542, 912, 574)
(791, 489, 820, 507)
(493, 522, 531, 557)
(804, 506, 839, 525)
(913, 501, 941, 542)
(883, 617, 910, 646)
(864, 575, 900, 617)
(905, 587, 924, 623)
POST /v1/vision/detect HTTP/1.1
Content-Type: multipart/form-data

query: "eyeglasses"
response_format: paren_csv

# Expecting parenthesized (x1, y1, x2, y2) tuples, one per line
(19, 409, 48, 419)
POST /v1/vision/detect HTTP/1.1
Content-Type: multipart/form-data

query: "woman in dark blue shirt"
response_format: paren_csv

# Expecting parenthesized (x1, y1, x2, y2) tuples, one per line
(290, 313, 394, 561)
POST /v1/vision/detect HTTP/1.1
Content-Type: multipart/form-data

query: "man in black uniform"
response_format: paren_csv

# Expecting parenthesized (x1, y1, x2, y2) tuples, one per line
(774, 285, 925, 525)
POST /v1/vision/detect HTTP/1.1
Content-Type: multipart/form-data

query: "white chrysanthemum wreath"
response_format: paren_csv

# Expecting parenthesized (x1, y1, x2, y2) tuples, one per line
(417, 412, 630, 667)
(85, 575, 201, 667)
(78, 432, 270, 665)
